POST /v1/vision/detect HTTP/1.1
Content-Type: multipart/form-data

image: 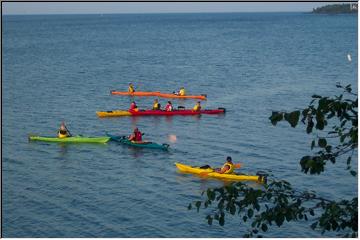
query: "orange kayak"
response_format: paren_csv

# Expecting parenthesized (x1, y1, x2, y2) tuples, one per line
(110, 90, 207, 100)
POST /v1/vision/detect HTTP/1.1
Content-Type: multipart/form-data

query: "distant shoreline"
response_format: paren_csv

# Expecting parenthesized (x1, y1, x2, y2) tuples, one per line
(312, 3, 358, 14)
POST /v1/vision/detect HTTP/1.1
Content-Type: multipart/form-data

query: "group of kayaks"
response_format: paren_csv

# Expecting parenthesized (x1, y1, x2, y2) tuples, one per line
(29, 133, 170, 150)
(97, 90, 225, 118)
(29, 86, 266, 183)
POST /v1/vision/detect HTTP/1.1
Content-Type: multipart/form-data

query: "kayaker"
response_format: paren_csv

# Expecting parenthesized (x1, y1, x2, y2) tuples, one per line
(58, 122, 71, 138)
(128, 83, 135, 93)
(129, 101, 139, 112)
(179, 87, 186, 96)
(153, 99, 161, 110)
(215, 156, 235, 174)
(193, 101, 201, 111)
(128, 127, 143, 142)
(165, 101, 173, 111)
(174, 87, 186, 96)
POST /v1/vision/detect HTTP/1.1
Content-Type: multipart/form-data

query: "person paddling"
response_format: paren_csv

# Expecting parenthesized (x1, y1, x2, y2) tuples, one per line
(129, 101, 139, 111)
(193, 101, 201, 111)
(128, 83, 135, 93)
(165, 101, 173, 111)
(174, 87, 186, 96)
(58, 122, 71, 138)
(128, 127, 143, 142)
(215, 156, 235, 174)
(200, 156, 236, 174)
(152, 99, 161, 110)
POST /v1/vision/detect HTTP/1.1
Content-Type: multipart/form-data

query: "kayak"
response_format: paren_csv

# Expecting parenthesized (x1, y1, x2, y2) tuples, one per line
(107, 133, 170, 150)
(110, 90, 207, 100)
(96, 110, 132, 117)
(175, 162, 266, 183)
(110, 91, 160, 97)
(29, 135, 111, 143)
(97, 108, 226, 117)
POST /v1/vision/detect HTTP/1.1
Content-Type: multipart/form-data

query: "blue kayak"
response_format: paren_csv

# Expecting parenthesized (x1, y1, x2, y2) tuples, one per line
(107, 133, 170, 150)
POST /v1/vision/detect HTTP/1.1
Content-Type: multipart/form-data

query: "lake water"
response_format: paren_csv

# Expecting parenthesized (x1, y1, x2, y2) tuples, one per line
(2, 12, 357, 237)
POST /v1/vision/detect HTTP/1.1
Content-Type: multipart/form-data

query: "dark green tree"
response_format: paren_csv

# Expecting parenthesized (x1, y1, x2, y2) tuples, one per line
(188, 84, 357, 237)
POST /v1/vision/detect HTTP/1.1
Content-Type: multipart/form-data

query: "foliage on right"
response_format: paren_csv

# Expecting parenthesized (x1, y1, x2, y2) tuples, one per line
(189, 84, 357, 237)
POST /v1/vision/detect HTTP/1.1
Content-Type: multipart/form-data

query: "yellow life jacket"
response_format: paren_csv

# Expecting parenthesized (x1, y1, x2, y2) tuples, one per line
(153, 102, 160, 110)
(128, 86, 135, 93)
(221, 162, 234, 174)
(193, 104, 201, 111)
(58, 130, 68, 138)
(179, 88, 186, 96)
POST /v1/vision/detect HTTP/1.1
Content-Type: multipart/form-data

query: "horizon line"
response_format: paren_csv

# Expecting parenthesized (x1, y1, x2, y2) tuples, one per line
(2, 10, 312, 16)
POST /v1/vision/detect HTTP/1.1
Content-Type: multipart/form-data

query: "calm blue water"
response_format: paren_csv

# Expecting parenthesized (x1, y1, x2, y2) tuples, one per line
(2, 12, 357, 237)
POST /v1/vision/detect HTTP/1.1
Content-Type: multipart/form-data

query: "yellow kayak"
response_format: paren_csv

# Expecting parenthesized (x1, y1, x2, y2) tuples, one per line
(175, 162, 266, 183)
(96, 110, 132, 117)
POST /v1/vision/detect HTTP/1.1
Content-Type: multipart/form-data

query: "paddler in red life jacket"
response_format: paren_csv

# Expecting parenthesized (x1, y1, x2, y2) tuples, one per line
(128, 83, 135, 93)
(193, 101, 201, 111)
(214, 156, 235, 174)
(129, 101, 139, 112)
(165, 101, 173, 111)
(58, 122, 71, 138)
(128, 127, 143, 142)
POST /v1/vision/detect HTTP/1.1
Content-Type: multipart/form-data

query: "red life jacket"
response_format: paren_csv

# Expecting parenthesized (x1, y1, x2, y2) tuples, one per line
(134, 131, 142, 141)
(130, 103, 137, 110)
(165, 104, 173, 111)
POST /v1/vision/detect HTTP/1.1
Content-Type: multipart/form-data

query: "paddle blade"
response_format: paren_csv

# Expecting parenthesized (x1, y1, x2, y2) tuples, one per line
(234, 163, 242, 169)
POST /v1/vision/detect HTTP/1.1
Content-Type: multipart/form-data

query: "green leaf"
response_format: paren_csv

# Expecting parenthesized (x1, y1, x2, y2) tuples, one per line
(309, 209, 315, 216)
(206, 215, 213, 225)
(219, 215, 225, 226)
(207, 189, 215, 201)
(275, 214, 285, 227)
(248, 208, 254, 218)
(195, 201, 201, 212)
(325, 145, 332, 153)
(285, 111, 300, 128)
(318, 138, 327, 148)
(261, 223, 268, 232)
(350, 170, 357, 176)
(187, 203, 192, 210)
(311, 140, 315, 150)
(269, 112, 283, 126)
(243, 216, 248, 222)
(316, 120, 325, 130)
(347, 157, 351, 165)
(285, 211, 293, 221)
(230, 205, 236, 215)
(311, 222, 318, 230)
(306, 120, 314, 134)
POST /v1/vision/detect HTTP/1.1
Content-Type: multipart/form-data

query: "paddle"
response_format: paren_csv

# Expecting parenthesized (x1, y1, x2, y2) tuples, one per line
(63, 124, 72, 137)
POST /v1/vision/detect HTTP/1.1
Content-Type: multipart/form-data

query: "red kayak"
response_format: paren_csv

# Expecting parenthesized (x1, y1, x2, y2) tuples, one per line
(130, 108, 226, 116)
(96, 108, 226, 117)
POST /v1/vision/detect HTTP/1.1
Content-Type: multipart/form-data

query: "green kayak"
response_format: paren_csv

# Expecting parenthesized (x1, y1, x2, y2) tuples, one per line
(29, 135, 110, 143)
